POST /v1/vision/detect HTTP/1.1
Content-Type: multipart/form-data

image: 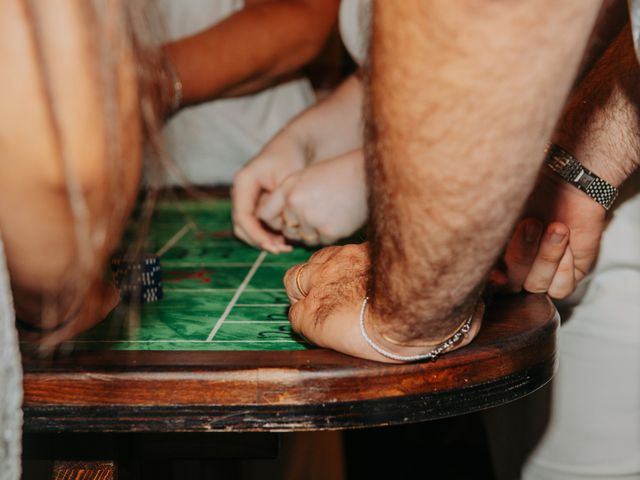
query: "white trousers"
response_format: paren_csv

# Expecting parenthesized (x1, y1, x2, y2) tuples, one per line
(485, 180, 640, 480)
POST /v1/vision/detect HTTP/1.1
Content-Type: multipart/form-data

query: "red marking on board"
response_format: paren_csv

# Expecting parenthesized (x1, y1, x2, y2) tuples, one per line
(165, 270, 214, 284)
(195, 271, 211, 283)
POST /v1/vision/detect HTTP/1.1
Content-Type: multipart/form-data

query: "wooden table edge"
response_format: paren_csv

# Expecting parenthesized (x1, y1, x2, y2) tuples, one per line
(22, 294, 559, 431)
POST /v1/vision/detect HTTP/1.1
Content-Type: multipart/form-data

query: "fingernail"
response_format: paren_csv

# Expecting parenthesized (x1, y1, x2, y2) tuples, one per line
(262, 244, 277, 254)
(272, 245, 288, 255)
(549, 230, 567, 244)
(524, 221, 542, 243)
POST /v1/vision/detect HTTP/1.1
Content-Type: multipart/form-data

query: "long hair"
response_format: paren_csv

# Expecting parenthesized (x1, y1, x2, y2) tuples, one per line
(18, 0, 166, 350)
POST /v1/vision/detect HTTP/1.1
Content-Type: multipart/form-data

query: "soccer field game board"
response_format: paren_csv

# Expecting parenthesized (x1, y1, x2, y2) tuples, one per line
(22, 195, 558, 434)
(74, 196, 327, 351)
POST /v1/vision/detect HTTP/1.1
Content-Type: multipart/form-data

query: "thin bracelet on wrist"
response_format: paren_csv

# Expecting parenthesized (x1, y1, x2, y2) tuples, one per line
(163, 56, 183, 113)
(358, 297, 476, 363)
(380, 309, 472, 348)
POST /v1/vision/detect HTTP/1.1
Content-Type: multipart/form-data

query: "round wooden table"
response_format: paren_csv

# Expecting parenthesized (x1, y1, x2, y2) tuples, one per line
(22, 293, 557, 433)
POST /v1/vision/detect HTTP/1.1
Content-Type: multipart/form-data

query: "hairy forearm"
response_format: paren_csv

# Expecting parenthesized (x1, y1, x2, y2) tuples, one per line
(575, 0, 628, 84)
(164, 0, 339, 106)
(367, 0, 601, 344)
(554, 23, 640, 187)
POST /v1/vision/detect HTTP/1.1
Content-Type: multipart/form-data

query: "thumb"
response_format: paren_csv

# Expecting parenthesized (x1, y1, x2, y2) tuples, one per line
(258, 189, 286, 231)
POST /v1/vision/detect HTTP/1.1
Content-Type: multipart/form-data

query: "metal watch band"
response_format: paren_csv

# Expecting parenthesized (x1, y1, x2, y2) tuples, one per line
(544, 144, 618, 210)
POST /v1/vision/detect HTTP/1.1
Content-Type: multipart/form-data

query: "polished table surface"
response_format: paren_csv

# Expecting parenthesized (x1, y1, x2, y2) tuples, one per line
(22, 293, 558, 433)
(21, 198, 559, 433)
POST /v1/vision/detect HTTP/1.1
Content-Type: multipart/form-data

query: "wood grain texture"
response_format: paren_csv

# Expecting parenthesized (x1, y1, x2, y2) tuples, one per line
(23, 293, 558, 432)
(53, 461, 115, 479)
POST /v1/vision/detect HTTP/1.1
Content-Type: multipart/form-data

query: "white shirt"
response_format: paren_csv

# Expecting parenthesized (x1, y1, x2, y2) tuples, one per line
(339, 0, 371, 66)
(0, 236, 22, 480)
(630, 0, 640, 58)
(157, 0, 315, 185)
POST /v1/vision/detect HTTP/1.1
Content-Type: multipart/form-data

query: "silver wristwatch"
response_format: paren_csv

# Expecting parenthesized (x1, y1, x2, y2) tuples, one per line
(545, 144, 618, 210)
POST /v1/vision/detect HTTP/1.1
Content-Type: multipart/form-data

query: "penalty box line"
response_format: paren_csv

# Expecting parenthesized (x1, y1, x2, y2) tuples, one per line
(206, 250, 268, 341)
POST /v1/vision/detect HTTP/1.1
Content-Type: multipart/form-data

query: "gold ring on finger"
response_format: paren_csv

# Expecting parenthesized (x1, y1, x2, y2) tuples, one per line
(295, 264, 309, 297)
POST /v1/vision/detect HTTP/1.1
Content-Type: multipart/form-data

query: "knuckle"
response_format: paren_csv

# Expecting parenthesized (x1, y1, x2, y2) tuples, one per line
(283, 170, 301, 184)
(556, 257, 575, 274)
(232, 169, 246, 185)
(289, 301, 315, 342)
(287, 190, 307, 211)
(318, 261, 333, 277)
(538, 250, 564, 264)
(339, 244, 362, 258)
(340, 244, 368, 265)
(288, 302, 302, 331)
(308, 246, 338, 263)
(283, 265, 298, 290)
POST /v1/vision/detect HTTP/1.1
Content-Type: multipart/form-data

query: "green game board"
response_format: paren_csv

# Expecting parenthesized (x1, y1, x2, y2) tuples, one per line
(72, 198, 323, 351)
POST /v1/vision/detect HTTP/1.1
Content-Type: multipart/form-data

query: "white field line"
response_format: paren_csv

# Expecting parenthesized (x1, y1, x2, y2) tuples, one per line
(162, 288, 285, 292)
(233, 304, 287, 308)
(161, 262, 297, 268)
(219, 320, 287, 323)
(64, 339, 301, 344)
(206, 250, 267, 341)
(156, 223, 193, 257)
